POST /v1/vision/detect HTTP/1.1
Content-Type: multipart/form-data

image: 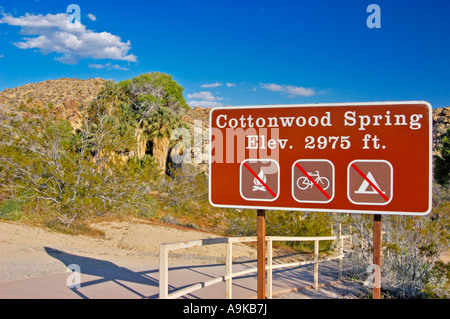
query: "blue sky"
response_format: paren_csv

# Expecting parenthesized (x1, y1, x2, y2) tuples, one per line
(0, 0, 449, 108)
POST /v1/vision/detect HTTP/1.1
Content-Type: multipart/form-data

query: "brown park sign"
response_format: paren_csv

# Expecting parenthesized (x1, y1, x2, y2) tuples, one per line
(209, 102, 433, 216)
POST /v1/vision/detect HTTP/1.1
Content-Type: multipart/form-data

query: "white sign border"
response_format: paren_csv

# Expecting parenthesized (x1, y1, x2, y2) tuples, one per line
(208, 101, 433, 216)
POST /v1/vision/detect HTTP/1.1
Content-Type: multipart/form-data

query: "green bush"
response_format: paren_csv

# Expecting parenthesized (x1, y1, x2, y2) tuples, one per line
(226, 210, 334, 252)
(157, 167, 215, 218)
(423, 261, 450, 298)
(0, 199, 23, 221)
(434, 128, 450, 186)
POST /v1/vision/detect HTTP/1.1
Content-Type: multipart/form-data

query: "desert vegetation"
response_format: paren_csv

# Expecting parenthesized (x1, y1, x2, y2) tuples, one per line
(0, 74, 448, 298)
(346, 188, 449, 299)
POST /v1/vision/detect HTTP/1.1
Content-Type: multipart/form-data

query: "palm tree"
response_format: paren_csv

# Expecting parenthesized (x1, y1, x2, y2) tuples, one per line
(144, 107, 181, 172)
(128, 72, 188, 171)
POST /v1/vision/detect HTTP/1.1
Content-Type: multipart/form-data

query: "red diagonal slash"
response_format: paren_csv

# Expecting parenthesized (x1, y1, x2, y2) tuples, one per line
(243, 162, 277, 198)
(351, 164, 389, 202)
(295, 163, 331, 200)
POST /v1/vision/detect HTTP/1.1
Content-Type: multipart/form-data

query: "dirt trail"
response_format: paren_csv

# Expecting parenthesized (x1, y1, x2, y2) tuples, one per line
(0, 219, 257, 283)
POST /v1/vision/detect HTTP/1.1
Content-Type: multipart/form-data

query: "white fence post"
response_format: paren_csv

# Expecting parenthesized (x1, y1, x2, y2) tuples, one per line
(225, 242, 232, 299)
(159, 244, 169, 299)
(314, 240, 319, 291)
(267, 239, 273, 299)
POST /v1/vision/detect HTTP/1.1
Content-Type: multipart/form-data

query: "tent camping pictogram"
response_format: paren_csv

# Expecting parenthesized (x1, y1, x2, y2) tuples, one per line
(354, 172, 386, 195)
(348, 160, 393, 205)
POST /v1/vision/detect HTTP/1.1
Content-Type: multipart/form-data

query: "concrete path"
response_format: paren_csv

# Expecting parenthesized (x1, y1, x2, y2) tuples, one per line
(0, 252, 341, 299)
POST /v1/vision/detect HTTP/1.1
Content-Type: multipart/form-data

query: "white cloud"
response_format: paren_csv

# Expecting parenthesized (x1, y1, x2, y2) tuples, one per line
(0, 54, 4, 58)
(261, 83, 316, 97)
(187, 91, 224, 108)
(187, 91, 223, 101)
(188, 100, 224, 108)
(261, 83, 283, 92)
(201, 82, 222, 88)
(88, 62, 129, 71)
(226, 83, 236, 87)
(87, 13, 96, 21)
(0, 12, 137, 64)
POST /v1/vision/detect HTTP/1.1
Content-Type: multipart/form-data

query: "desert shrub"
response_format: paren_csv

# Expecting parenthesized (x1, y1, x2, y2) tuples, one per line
(345, 188, 449, 298)
(226, 210, 334, 252)
(0, 73, 191, 234)
(422, 261, 450, 299)
(0, 199, 23, 221)
(157, 166, 210, 214)
(226, 209, 258, 237)
(434, 128, 450, 186)
(0, 104, 160, 232)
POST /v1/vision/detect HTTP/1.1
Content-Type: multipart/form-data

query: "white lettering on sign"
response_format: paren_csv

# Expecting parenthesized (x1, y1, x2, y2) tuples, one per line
(217, 111, 423, 131)
(216, 112, 333, 129)
(246, 135, 288, 150)
(213, 106, 428, 165)
(344, 111, 423, 130)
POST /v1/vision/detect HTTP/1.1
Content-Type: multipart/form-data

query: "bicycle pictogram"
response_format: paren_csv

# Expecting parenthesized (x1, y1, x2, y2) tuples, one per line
(292, 160, 335, 204)
(296, 171, 330, 191)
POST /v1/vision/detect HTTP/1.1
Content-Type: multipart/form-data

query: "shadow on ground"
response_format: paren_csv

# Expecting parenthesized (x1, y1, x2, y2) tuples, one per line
(44, 247, 160, 299)
(43, 247, 346, 299)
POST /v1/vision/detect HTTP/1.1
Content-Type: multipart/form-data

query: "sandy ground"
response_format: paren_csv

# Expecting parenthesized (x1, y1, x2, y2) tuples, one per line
(274, 280, 371, 299)
(0, 218, 373, 299)
(0, 219, 257, 283)
(5, 218, 445, 299)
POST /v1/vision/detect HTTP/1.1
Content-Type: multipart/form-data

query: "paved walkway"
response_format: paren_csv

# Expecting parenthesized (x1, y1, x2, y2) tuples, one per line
(0, 251, 342, 299)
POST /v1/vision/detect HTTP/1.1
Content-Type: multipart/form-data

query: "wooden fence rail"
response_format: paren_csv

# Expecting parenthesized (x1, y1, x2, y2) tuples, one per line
(159, 232, 351, 299)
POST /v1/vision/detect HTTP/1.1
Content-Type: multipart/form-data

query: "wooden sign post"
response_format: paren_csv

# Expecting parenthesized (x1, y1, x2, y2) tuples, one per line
(257, 209, 266, 299)
(373, 214, 382, 299)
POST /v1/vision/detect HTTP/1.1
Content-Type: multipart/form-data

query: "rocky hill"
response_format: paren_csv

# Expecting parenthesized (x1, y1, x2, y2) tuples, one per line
(1, 78, 449, 156)
(433, 107, 450, 155)
(0, 78, 107, 129)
